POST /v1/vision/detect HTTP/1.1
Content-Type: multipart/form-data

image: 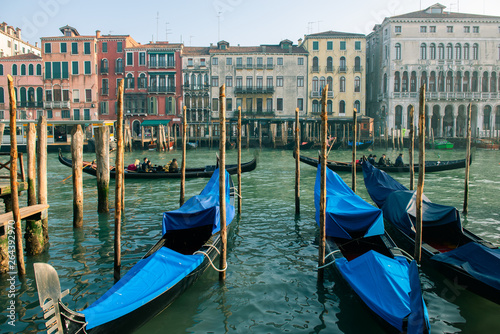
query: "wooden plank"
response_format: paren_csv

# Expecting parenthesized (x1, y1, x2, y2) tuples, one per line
(0, 204, 49, 228)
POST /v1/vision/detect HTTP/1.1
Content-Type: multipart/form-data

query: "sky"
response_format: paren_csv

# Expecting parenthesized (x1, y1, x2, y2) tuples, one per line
(2, 0, 500, 48)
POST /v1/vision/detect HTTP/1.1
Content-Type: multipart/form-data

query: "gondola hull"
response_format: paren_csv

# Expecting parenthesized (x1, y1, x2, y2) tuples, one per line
(58, 150, 257, 179)
(298, 153, 470, 173)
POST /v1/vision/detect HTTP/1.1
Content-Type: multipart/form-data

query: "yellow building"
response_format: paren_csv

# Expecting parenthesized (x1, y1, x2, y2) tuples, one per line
(301, 31, 366, 118)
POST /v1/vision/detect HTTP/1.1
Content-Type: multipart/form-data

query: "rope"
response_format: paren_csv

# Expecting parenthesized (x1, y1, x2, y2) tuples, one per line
(392, 247, 415, 261)
(317, 250, 342, 269)
(193, 244, 226, 272)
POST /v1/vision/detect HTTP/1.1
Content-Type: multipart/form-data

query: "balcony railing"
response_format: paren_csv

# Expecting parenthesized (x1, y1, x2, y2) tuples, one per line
(354, 66, 363, 72)
(234, 86, 275, 94)
(149, 63, 175, 69)
(338, 67, 347, 73)
(241, 110, 276, 117)
(256, 64, 264, 69)
(100, 67, 109, 74)
(101, 88, 109, 95)
(235, 64, 244, 69)
(326, 66, 334, 73)
(266, 64, 274, 70)
(44, 101, 70, 109)
(17, 101, 44, 108)
(312, 66, 319, 73)
(148, 86, 176, 93)
(115, 67, 124, 74)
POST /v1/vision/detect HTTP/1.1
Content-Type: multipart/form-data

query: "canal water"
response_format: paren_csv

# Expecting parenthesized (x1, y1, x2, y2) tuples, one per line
(1, 147, 499, 333)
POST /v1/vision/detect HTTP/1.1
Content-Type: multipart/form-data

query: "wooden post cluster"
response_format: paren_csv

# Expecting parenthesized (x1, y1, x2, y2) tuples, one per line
(7, 75, 25, 275)
(295, 108, 300, 215)
(414, 85, 426, 264)
(95, 126, 110, 213)
(114, 79, 125, 281)
(318, 85, 328, 279)
(463, 104, 472, 214)
(237, 106, 242, 214)
(352, 109, 357, 193)
(219, 85, 227, 281)
(180, 106, 187, 207)
(71, 125, 84, 228)
(409, 106, 415, 190)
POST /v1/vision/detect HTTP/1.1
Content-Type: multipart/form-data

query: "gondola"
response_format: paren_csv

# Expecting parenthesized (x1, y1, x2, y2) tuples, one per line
(347, 140, 373, 150)
(34, 168, 236, 334)
(297, 153, 471, 173)
(315, 165, 430, 333)
(362, 161, 500, 304)
(284, 140, 315, 150)
(58, 149, 257, 179)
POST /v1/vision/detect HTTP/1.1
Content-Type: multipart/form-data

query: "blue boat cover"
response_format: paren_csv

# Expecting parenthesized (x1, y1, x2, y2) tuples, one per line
(336, 251, 429, 332)
(362, 161, 462, 237)
(162, 168, 235, 235)
(82, 247, 204, 329)
(431, 242, 500, 290)
(408, 260, 431, 333)
(315, 165, 384, 239)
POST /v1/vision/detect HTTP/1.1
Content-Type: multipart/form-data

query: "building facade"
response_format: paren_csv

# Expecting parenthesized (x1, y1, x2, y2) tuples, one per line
(366, 3, 500, 137)
(0, 22, 41, 58)
(301, 31, 366, 119)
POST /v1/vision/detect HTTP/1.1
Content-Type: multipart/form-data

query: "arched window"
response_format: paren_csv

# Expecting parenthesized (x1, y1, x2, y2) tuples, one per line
(455, 44, 462, 60)
(36, 64, 42, 76)
(126, 73, 134, 89)
(463, 71, 470, 92)
(21, 64, 26, 75)
(446, 43, 453, 59)
(20, 87, 27, 105)
(101, 59, 108, 73)
(312, 76, 319, 92)
(12, 64, 18, 75)
(420, 43, 427, 59)
(490, 72, 497, 92)
(463, 43, 470, 60)
(410, 71, 417, 92)
(327, 76, 333, 91)
(184, 73, 189, 86)
(383, 73, 388, 93)
(438, 43, 445, 59)
(402, 71, 408, 92)
(138, 73, 147, 88)
(339, 76, 346, 92)
(395, 105, 403, 128)
(319, 76, 326, 92)
(394, 71, 400, 92)
(312, 57, 319, 72)
(312, 100, 319, 113)
(28, 64, 34, 75)
(438, 71, 445, 92)
(395, 43, 401, 60)
(116, 58, 123, 73)
(339, 57, 346, 71)
(354, 76, 361, 92)
(421, 71, 428, 89)
(28, 87, 35, 106)
(354, 100, 361, 113)
(191, 73, 197, 87)
(482, 72, 489, 92)
(455, 71, 462, 92)
(471, 71, 478, 92)
(36, 87, 43, 103)
(184, 95, 191, 108)
(339, 100, 346, 114)
(446, 71, 453, 92)
(473, 44, 479, 60)
(430, 43, 436, 60)
(326, 57, 333, 72)
(429, 71, 436, 92)
(354, 56, 361, 71)
(327, 100, 333, 113)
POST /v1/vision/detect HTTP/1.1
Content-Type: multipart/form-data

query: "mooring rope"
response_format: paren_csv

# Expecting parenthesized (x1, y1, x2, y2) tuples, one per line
(194, 244, 226, 272)
(317, 250, 342, 269)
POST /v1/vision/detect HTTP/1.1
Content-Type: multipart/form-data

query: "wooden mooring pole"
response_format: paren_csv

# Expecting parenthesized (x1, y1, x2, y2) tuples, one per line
(463, 103, 472, 214)
(71, 125, 84, 228)
(352, 108, 357, 193)
(409, 106, 415, 190)
(318, 85, 328, 280)
(295, 108, 300, 216)
(114, 79, 125, 281)
(7, 75, 25, 275)
(37, 116, 48, 245)
(219, 84, 227, 281)
(95, 126, 110, 213)
(237, 106, 242, 214)
(180, 106, 187, 207)
(414, 85, 426, 264)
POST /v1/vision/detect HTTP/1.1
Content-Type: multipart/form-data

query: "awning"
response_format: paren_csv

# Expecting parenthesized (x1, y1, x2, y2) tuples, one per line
(141, 120, 171, 126)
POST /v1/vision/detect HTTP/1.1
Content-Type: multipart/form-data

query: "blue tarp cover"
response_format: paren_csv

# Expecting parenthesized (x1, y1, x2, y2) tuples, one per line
(432, 242, 500, 290)
(162, 168, 235, 235)
(337, 251, 428, 332)
(315, 165, 384, 239)
(82, 247, 204, 329)
(362, 161, 462, 237)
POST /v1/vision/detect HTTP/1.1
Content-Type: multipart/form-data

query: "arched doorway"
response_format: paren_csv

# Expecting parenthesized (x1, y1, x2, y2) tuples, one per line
(443, 105, 454, 137)
(132, 120, 141, 137)
(431, 105, 441, 137)
(395, 105, 403, 129)
(457, 105, 467, 137)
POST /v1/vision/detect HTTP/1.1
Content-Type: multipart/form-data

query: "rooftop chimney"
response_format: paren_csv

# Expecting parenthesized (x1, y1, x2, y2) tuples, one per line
(96, 30, 101, 38)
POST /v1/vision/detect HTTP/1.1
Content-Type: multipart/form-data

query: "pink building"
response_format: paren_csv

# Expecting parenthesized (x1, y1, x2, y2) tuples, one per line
(0, 53, 44, 120)
(41, 25, 99, 141)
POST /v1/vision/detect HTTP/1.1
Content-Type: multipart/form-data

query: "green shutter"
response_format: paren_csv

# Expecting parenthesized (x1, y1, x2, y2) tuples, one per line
(45, 43, 51, 54)
(84, 61, 91, 74)
(0, 87, 4, 103)
(52, 62, 61, 79)
(313, 41, 319, 50)
(340, 41, 346, 50)
(61, 43, 67, 53)
(72, 61, 78, 75)
(117, 42, 122, 52)
(72, 42, 78, 54)
(36, 64, 42, 76)
(45, 62, 52, 79)
(62, 62, 69, 78)
(84, 42, 90, 54)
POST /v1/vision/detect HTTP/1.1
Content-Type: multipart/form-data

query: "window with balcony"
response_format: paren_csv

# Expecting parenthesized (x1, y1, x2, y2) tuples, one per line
(138, 73, 146, 89)
(313, 77, 319, 93)
(257, 57, 263, 68)
(326, 57, 333, 72)
(472, 43, 479, 60)
(455, 44, 462, 59)
(394, 71, 401, 92)
(446, 43, 453, 59)
(312, 100, 319, 113)
(267, 76, 273, 88)
(463, 43, 470, 60)
(246, 57, 252, 68)
(267, 57, 273, 68)
(312, 57, 319, 72)
(339, 76, 346, 92)
(266, 98, 272, 112)
(339, 57, 346, 72)
(354, 56, 361, 71)
(116, 58, 123, 73)
(395, 43, 401, 60)
(126, 73, 134, 89)
(236, 76, 242, 88)
(438, 43, 444, 59)
(246, 76, 253, 88)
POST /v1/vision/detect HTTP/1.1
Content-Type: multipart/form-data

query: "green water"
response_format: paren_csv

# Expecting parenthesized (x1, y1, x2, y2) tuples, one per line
(1, 148, 499, 333)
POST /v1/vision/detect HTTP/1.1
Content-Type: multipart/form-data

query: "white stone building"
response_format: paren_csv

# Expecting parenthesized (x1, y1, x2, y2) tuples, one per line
(366, 3, 500, 137)
(0, 22, 41, 58)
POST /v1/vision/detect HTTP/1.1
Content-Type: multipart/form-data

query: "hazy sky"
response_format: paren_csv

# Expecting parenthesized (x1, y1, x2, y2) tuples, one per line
(2, 0, 500, 47)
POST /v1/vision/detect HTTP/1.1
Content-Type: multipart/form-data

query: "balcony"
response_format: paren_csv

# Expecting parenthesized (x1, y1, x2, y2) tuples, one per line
(256, 64, 264, 69)
(235, 64, 244, 70)
(353, 66, 363, 72)
(44, 101, 70, 109)
(338, 67, 347, 73)
(100, 67, 109, 74)
(148, 86, 176, 94)
(326, 66, 334, 73)
(149, 62, 175, 69)
(101, 88, 109, 95)
(312, 66, 319, 73)
(241, 109, 276, 117)
(17, 101, 44, 108)
(234, 86, 275, 94)
(115, 66, 124, 74)
(266, 64, 274, 70)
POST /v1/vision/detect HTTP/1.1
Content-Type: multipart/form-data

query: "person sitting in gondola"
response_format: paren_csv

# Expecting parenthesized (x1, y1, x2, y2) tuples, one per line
(169, 158, 179, 173)
(378, 154, 387, 166)
(367, 154, 375, 164)
(394, 153, 404, 167)
(141, 157, 149, 172)
(127, 159, 140, 171)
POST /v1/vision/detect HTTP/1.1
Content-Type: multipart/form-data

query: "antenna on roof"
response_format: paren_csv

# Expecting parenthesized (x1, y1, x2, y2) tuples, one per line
(165, 22, 172, 42)
(156, 12, 159, 42)
(217, 12, 221, 41)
